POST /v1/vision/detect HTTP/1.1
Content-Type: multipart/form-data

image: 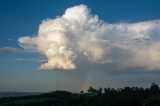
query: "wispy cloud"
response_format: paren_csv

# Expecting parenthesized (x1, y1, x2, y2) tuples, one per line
(8, 38, 13, 41)
(15, 58, 46, 63)
(0, 47, 24, 54)
(18, 4, 160, 71)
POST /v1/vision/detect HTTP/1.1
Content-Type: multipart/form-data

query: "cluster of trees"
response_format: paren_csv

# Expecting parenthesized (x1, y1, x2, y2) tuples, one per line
(0, 83, 160, 106)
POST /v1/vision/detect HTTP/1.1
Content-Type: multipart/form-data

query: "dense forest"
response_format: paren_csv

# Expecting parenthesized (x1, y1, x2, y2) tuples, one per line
(0, 83, 160, 106)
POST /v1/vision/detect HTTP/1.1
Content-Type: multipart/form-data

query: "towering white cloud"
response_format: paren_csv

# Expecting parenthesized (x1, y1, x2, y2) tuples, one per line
(18, 4, 160, 71)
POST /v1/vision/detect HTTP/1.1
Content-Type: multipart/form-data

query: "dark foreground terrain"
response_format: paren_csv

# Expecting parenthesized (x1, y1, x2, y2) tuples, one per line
(0, 83, 160, 106)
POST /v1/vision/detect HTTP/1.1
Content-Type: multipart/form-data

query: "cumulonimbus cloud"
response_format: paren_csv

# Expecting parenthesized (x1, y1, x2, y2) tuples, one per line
(18, 4, 160, 71)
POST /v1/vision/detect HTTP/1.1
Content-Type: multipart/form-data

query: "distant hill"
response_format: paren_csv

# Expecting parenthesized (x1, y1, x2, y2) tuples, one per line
(0, 92, 41, 98)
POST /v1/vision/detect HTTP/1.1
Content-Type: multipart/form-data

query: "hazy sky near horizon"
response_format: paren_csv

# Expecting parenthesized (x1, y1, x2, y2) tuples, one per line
(0, 0, 160, 92)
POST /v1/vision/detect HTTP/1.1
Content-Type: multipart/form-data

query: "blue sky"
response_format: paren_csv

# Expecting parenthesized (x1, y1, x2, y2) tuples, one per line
(0, 0, 160, 92)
